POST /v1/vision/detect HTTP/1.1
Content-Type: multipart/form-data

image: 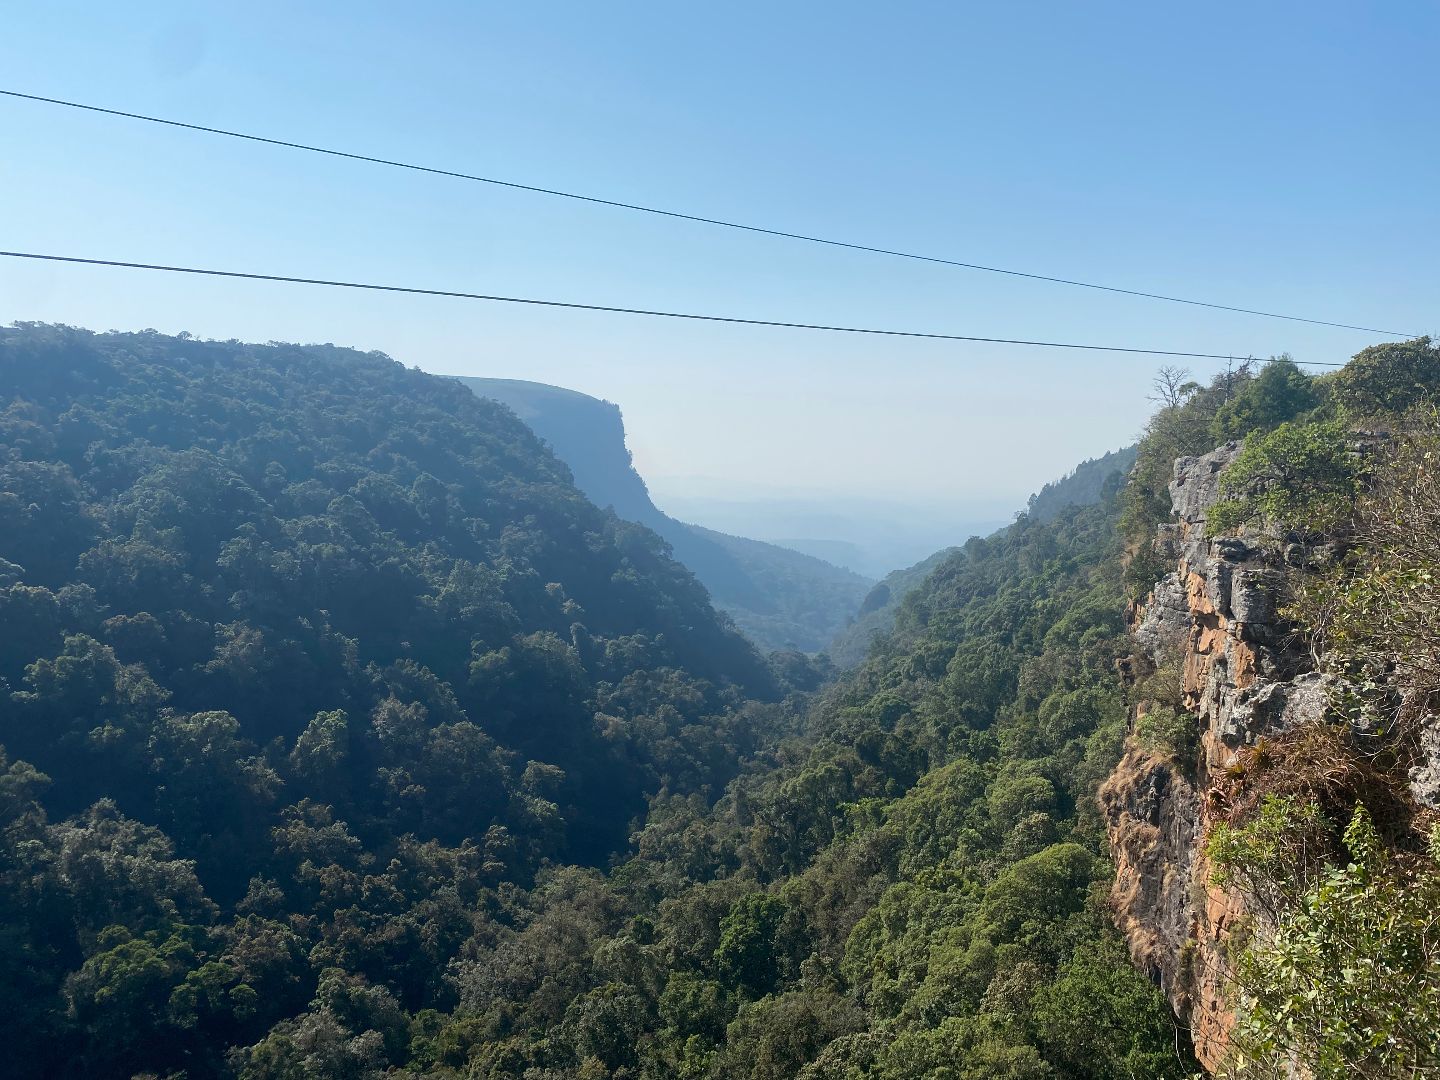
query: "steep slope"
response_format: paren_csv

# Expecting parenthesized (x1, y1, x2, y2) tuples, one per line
(1103, 443, 1318, 1067)
(1102, 344, 1440, 1076)
(1106, 439, 1440, 1073)
(825, 544, 959, 667)
(827, 445, 1137, 668)
(1027, 445, 1137, 522)
(0, 325, 815, 1077)
(460, 376, 871, 652)
(456, 378, 657, 521)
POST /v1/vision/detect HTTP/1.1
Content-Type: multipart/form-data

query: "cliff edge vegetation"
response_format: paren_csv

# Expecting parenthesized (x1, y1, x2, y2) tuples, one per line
(1105, 338, 1440, 1078)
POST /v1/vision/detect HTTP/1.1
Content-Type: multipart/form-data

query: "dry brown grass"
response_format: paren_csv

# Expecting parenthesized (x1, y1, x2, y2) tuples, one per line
(1213, 721, 1436, 859)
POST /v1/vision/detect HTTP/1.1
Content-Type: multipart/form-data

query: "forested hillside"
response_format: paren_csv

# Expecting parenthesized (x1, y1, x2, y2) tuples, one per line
(826, 446, 1136, 669)
(460, 377, 871, 653)
(0, 323, 1187, 1078)
(824, 545, 958, 668)
(1025, 446, 1136, 523)
(0, 325, 822, 1077)
(6, 322, 1433, 1079)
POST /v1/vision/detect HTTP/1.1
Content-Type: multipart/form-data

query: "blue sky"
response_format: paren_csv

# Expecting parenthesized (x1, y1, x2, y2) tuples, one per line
(2, 1, 1435, 513)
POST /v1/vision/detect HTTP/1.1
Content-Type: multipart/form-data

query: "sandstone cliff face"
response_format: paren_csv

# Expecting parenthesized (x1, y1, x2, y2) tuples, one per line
(1104, 436, 1440, 1073)
(1100, 444, 1330, 1071)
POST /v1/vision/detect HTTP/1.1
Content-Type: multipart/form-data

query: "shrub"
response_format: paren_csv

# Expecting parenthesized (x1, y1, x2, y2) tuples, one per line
(1292, 416, 1440, 728)
(1207, 420, 1362, 534)
(1221, 807, 1440, 1078)
(1207, 794, 1332, 920)
(1210, 357, 1319, 441)
(1325, 336, 1440, 420)
(1133, 706, 1199, 762)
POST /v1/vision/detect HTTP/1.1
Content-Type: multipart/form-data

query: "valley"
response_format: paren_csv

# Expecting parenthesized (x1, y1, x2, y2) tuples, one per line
(458, 377, 874, 654)
(1, 325, 1437, 1078)
(3, 9, 1435, 1076)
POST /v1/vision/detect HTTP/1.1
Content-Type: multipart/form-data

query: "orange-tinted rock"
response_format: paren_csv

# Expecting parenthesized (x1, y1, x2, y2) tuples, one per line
(1105, 443, 1321, 1073)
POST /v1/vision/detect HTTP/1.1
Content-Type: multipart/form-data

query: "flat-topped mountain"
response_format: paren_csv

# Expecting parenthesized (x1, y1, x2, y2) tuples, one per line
(460, 377, 872, 652)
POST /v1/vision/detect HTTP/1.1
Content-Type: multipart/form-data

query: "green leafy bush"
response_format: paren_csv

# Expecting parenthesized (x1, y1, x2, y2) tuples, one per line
(1208, 420, 1363, 534)
(1325, 336, 1440, 419)
(1207, 794, 1332, 920)
(1133, 705, 1199, 762)
(1210, 357, 1319, 441)
(1216, 805, 1440, 1078)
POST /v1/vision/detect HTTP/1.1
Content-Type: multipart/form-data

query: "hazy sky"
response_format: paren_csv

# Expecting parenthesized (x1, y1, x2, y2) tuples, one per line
(3, 2, 1435, 511)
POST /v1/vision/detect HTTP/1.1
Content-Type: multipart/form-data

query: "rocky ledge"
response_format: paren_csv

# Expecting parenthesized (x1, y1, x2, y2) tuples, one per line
(1100, 443, 1331, 1071)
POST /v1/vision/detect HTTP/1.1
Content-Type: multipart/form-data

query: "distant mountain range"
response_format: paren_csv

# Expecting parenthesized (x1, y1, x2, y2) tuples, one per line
(647, 486, 1011, 579)
(459, 378, 872, 653)
(825, 444, 1138, 665)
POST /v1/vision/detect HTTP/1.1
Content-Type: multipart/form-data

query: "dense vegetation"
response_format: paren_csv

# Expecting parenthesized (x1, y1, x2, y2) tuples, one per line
(0, 324, 1189, 1077)
(459, 377, 871, 653)
(825, 545, 958, 669)
(8, 321, 1432, 1078)
(0, 325, 826, 1077)
(1209, 797, 1440, 1076)
(1024, 446, 1136, 524)
(394, 493, 1190, 1078)
(1120, 338, 1440, 1078)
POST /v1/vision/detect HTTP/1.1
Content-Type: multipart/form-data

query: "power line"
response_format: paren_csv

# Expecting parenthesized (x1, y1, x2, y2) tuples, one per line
(0, 249, 1345, 364)
(0, 88, 1414, 340)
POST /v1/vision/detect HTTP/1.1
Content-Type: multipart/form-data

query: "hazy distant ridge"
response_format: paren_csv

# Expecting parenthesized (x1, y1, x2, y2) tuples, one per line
(1026, 445, 1138, 522)
(459, 377, 872, 652)
(827, 444, 1137, 666)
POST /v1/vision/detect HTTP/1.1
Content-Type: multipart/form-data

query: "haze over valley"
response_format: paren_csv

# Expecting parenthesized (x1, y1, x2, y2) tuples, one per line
(646, 482, 1013, 580)
(3, 5, 1438, 1077)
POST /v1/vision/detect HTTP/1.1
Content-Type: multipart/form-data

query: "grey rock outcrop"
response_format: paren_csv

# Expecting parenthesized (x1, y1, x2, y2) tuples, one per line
(1412, 715, 1440, 810)
(1168, 443, 1240, 527)
(1103, 443, 1330, 1070)
(1107, 434, 1440, 1071)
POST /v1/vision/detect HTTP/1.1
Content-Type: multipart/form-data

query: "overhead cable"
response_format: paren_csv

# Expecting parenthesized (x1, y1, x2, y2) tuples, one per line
(0, 249, 1345, 366)
(0, 89, 1414, 339)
